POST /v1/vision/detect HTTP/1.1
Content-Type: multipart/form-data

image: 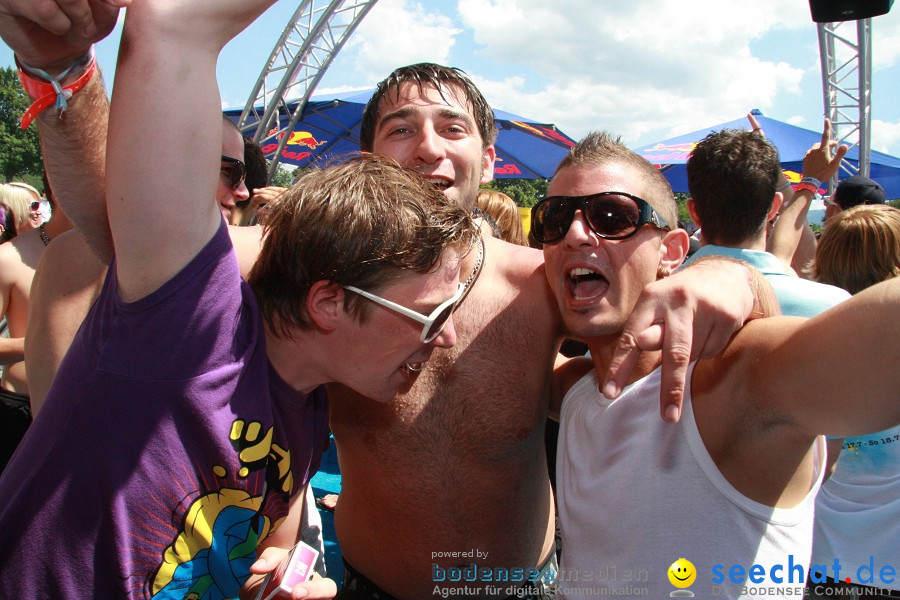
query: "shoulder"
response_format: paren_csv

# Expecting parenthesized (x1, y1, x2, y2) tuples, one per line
(768, 276, 851, 317)
(552, 355, 595, 417)
(228, 224, 263, 279)
(0, 235, 34, 285)
(693, 315, 807, 418)
(484, 235, 544, 271)
(36, 230, 107, 292)
(482, 237, 548, 295)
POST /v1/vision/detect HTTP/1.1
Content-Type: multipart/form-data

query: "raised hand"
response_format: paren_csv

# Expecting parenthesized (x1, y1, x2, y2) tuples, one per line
(0, 0, 128, 70)
(802, 118, 849, 183)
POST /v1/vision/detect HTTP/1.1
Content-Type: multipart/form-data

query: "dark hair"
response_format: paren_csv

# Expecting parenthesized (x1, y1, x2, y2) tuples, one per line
(360, 63, 498, 152)
(248, 153, 478, 337)
(686, 129, 780, 246)
(243, 137, 269, 193)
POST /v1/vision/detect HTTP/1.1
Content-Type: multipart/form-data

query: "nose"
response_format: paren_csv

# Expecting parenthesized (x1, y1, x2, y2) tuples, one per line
(430, 317, 457, 349)
(412, 126, 445, 165)
(234, 180, 250, 203)
(564, 208, 598, 248)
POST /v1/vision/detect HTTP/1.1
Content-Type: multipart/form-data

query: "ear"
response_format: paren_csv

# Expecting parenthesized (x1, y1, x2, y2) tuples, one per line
(305, 280, 345, 333)
(479, 145, 497, 184)
(686, 198, 701, 228)
(658, 228, 690, 276)
(767, 192, 783, 223)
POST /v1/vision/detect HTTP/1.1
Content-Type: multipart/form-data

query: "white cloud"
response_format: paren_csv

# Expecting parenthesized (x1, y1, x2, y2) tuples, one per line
(872, 118, 900, 154)
(345, 0, 461, 79)
(452, 0, 854, 147)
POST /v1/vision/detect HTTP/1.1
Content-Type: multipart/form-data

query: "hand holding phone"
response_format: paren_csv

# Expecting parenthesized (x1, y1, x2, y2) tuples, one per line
(254, 541, 320, 600)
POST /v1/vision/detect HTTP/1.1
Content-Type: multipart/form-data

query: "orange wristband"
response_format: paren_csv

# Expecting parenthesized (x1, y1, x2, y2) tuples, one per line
(16, 50, 96, 129)
(794, 182, 819, 195)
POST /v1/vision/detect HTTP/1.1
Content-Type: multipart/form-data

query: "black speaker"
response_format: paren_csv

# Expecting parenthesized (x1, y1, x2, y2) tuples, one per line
(809, 0, 894, 22)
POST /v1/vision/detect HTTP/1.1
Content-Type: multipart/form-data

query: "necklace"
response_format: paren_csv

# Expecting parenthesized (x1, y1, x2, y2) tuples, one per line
(38, 223, 51, 246)
(455, 234, 484, 310)
(402, 237, 483, 374)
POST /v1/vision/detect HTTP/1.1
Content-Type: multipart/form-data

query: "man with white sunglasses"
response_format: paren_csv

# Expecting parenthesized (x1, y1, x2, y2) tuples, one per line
(0, 1, 477, 598)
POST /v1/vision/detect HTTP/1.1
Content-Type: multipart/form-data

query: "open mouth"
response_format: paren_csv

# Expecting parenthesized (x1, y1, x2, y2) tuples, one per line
(425, 178, 452, 191)
(567, 267, 609, 301)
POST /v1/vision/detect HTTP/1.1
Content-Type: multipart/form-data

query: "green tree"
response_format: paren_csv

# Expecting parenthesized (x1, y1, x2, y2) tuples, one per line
(0, 67, 44, 183)
(481, 178, 549, 208)
(269, 163, 295, 188)
(675, 192, 692, 225)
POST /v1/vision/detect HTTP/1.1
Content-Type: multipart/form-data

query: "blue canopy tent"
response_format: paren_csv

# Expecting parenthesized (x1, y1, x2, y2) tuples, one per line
(634, 110, 900, 199)
(226, 89, 576, 180)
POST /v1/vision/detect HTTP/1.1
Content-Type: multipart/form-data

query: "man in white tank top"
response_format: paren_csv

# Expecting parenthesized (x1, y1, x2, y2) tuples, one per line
(535, 132, 900, 599)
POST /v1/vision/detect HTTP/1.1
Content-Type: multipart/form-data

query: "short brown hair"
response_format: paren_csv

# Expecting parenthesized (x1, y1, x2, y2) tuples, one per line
(248, 153, 478, 337)
(555, 131, 677, 229)
(360, 63, 498, 153)
(813, 204, 900, 294)
(686, 129, 781, 246)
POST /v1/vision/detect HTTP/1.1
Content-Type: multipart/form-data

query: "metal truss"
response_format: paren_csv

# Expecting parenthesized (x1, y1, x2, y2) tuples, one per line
(237, 0, 379, 178)
(817, 19, 872, 188)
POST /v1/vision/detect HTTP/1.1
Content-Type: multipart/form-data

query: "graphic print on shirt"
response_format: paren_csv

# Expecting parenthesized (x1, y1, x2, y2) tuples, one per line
(147, 419, 294, 599)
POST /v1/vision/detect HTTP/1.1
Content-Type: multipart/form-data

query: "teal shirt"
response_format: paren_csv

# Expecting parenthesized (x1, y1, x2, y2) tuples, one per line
(684, 245, 850, 317)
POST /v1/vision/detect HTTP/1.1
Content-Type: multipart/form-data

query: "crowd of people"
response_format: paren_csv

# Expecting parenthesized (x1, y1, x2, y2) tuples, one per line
(0, 1, 897, 599)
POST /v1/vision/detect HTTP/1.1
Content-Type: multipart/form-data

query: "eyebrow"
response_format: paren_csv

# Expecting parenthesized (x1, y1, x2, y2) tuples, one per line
(378, 105, 475, 129)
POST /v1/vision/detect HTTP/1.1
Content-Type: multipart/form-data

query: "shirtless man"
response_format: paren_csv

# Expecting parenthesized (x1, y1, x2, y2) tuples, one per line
(327, 64, 769, 599)
(0, 181, 72, 470)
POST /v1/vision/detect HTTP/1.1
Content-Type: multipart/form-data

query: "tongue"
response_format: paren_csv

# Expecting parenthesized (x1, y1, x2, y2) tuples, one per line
(571, 276, 609, 300)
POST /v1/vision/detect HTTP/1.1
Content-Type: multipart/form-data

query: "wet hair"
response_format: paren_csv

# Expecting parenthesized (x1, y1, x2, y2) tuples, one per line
(360, 63, 498, 152)
(813, 204, 900, 294)
(248, 153, 478, 337)
(686, 129, 781, 246)
(555, 131, 677, 229)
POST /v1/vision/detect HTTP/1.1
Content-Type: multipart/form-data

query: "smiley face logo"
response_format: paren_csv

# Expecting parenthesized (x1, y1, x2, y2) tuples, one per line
(668, 558, 696, 588)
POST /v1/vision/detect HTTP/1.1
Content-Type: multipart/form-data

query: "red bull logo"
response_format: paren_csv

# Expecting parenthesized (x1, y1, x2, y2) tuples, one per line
(286, 131, 327, 149)
(495, 163, 522, 176)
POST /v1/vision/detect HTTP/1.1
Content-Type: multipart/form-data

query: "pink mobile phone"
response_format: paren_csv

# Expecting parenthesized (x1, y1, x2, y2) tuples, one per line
(255, 541, 320, 600)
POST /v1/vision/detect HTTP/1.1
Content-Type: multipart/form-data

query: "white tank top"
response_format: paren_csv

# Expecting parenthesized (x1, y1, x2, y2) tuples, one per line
(556, 365, 825, 599)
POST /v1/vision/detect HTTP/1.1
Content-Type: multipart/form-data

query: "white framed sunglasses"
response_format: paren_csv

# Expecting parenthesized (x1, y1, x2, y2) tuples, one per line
(344, 282, 466, 343)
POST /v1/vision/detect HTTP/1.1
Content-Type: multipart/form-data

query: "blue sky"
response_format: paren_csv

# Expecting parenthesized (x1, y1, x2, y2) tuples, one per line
(4, 0, 900, 156)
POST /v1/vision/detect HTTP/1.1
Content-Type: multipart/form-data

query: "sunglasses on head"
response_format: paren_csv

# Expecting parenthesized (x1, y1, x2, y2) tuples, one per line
(531, 191, 671, 245)
(220, 156, 247, 190)
(344, 282, 466, 343)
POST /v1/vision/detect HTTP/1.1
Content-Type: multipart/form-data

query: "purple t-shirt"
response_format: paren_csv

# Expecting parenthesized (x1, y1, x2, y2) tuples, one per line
(0, 222, 329, 599)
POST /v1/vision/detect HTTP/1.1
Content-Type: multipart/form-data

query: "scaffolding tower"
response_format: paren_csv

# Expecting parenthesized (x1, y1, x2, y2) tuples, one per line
(817, 19, 872, 189)
(236, 0, 380, 179)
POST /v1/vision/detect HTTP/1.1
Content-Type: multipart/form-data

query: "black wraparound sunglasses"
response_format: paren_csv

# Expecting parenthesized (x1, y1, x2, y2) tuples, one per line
(531, 191, 670, 244)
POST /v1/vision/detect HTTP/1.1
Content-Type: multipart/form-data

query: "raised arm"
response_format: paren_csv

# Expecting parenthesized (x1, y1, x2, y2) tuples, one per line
(768, 119, 847, 273)
(105, 1, 266, 300)
(743, 277, 900, 436)
(0, 0, 128, 261)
